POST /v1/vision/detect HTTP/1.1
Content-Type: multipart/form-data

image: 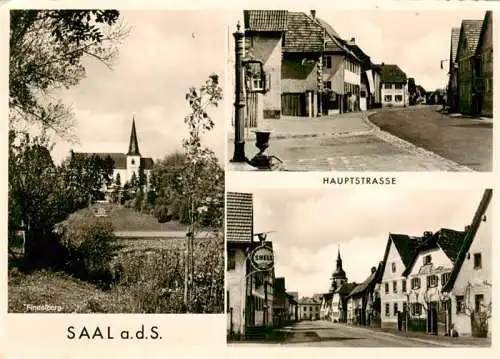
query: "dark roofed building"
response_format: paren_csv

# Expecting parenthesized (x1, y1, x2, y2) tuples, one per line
(377, 63, 408, 107)
(378, 64, 408, 84)
(402, 228, 466, 277)
(457, 18, 484, 115)
(73, 117, 154, 195)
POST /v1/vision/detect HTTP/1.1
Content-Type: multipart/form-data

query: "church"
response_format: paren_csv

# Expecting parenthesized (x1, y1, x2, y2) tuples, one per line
(74, 117, 154, 191)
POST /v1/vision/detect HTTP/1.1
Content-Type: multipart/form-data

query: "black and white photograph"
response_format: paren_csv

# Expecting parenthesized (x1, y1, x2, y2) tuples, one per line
(7, 9, 225, 314)
(226, 188, 492, 347)
(227, 10, 493, 171)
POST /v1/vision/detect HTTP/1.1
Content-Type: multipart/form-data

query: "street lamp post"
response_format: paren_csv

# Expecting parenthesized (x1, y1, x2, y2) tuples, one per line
(232, 23, 246, 163)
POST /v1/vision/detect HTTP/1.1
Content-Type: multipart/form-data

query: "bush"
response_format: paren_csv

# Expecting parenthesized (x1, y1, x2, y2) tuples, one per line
(58, 210, 118, 287)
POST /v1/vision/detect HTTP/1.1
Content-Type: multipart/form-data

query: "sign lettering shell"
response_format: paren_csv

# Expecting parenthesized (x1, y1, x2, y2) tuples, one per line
(250, 245, 274, 271)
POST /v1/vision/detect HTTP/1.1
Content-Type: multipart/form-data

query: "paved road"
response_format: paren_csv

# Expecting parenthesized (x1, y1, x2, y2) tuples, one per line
(228, 108, 479, 171)
(370, 106, 492, 171)
(280, 321, 454, 347)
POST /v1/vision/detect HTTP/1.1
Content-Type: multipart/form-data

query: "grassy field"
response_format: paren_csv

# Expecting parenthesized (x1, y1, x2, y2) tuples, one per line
(9, 234, 224, 313)
(90, 203, 188, 232)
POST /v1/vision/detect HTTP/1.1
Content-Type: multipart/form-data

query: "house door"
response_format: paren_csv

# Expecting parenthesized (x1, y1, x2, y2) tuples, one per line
(281, 93, 306, 116)
(427, 307, 438, 335)
(360, 90, 367, 111)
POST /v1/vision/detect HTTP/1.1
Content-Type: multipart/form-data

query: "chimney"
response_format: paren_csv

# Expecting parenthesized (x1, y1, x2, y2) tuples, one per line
(310, 10, 316, 19)
(350, 37, 356, 45)
(371, 266, 377, 274)
(423, 231, 433, 238)
(465, 225, 471, 231)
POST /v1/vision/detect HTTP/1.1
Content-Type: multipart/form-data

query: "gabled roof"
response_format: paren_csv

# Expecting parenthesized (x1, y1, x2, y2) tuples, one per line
(378, 64, 407, 84)
(390, 234, 424, 269)
(443, 189, 492, 292)
(475, 11, 493, 56)
(226, 192, 253, 242)
(336, 282, 357, 296)
(75, 152, 154, 170)
(348, 44, 371, 70)
(457, 19, 483, 60)
(450, 27, 461, 63)
(346, 263, 383, 299)
(283, 12, 325, 53)
(402, 228, 466, 277)
(244, 10, 288, 32)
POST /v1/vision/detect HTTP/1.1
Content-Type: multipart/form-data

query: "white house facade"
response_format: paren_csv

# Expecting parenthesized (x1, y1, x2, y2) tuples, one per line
(442, 189, 492, 338)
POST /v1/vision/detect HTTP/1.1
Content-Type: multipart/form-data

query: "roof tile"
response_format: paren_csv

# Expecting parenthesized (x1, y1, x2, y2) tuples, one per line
(227, 192, 253, 242)
(244, 10, 288, 32)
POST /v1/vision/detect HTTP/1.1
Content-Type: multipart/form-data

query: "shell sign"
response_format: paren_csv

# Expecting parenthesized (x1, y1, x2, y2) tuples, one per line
(250, 245, 274, 271)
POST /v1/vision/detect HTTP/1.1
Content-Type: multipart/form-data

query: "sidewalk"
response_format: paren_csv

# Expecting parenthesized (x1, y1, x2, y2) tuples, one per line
(228, 111, 377, 141)
(347, 323, 491, 347)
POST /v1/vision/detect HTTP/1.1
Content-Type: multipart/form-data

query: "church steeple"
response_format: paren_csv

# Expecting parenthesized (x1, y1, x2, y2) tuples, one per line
(330, 246, 347, 292)
(127, 116, 140, 156)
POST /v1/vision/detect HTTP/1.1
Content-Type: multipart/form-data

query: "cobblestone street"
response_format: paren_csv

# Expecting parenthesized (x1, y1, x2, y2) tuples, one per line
(228, 107, 488, 171)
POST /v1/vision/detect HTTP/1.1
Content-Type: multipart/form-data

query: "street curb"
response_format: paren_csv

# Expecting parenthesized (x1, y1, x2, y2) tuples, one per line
(228, 114, 379, 142)
(365, 113, 474, 172)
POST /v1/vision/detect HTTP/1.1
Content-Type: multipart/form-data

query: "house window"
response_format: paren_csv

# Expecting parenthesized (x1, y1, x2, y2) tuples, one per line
(423, 255, 432, 265)
(227, 291, 230, 312)
(385, 303, 390, 316)
(403, 302, 408, 313)
(131, 159, 135, 165)
(395, 83, 403, 89)
(385, 282, 389, 294)
(395, 95, 403, 102)
(325, 81, 332, 90)
(227, 249, 236, 270)
(324, 56, 332, 69)
(393, 281, 397, 293)
(475, 294, 484, 312)
(441, 272, 451, 286)
(402, 279, 407, 293)
(384, 83, 392, 89)
(456, 296, 465, 314)
(384, 95, 392, 102)
(411, 303, 422, 316)
(474, 253, 482, 269)
(310, 306, 312, 312)
(391, 262, 396, 273)
(427, 275, 438, 288)
(411, 277, 421, 290)
(394, 302, 398, 315)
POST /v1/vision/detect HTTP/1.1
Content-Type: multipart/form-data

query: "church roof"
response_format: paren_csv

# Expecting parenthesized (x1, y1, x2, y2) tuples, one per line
(76, 152, 154, 170)
(128, 118, 141, 156)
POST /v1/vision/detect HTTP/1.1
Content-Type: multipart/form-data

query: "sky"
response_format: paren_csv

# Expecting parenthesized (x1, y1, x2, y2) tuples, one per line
(234, 188, 486, 298)
(228, 9, 487, 92)
(51, 10, 226, 165)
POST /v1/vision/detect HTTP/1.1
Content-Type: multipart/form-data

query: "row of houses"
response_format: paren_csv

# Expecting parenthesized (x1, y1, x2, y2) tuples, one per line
(448, 11, 493, 117)
(242, 10, 415, 119)
(226, 192, 298, 339)
(320, 189, 492, 338)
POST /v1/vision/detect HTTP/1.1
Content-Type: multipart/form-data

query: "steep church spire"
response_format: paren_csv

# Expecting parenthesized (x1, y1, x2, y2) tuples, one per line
(127, 116, 141, 156)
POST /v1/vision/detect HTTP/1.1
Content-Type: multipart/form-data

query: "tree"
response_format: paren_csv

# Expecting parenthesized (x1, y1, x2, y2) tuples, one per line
(461, 281, 492, 338)
(8, 131, 62, 267)
(9, 10, 129, 139)
(59, 152, 114, 210)
(181, 74, 223, 311)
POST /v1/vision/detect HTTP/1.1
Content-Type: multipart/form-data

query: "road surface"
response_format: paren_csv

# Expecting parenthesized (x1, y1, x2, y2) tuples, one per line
(370, 106, 492, 171)
(271, 321, 489, 347)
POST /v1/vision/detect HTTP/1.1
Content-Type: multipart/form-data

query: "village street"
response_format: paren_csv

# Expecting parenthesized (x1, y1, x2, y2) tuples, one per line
(228, 106, 491, 172)
(262, 320, 491, 347)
